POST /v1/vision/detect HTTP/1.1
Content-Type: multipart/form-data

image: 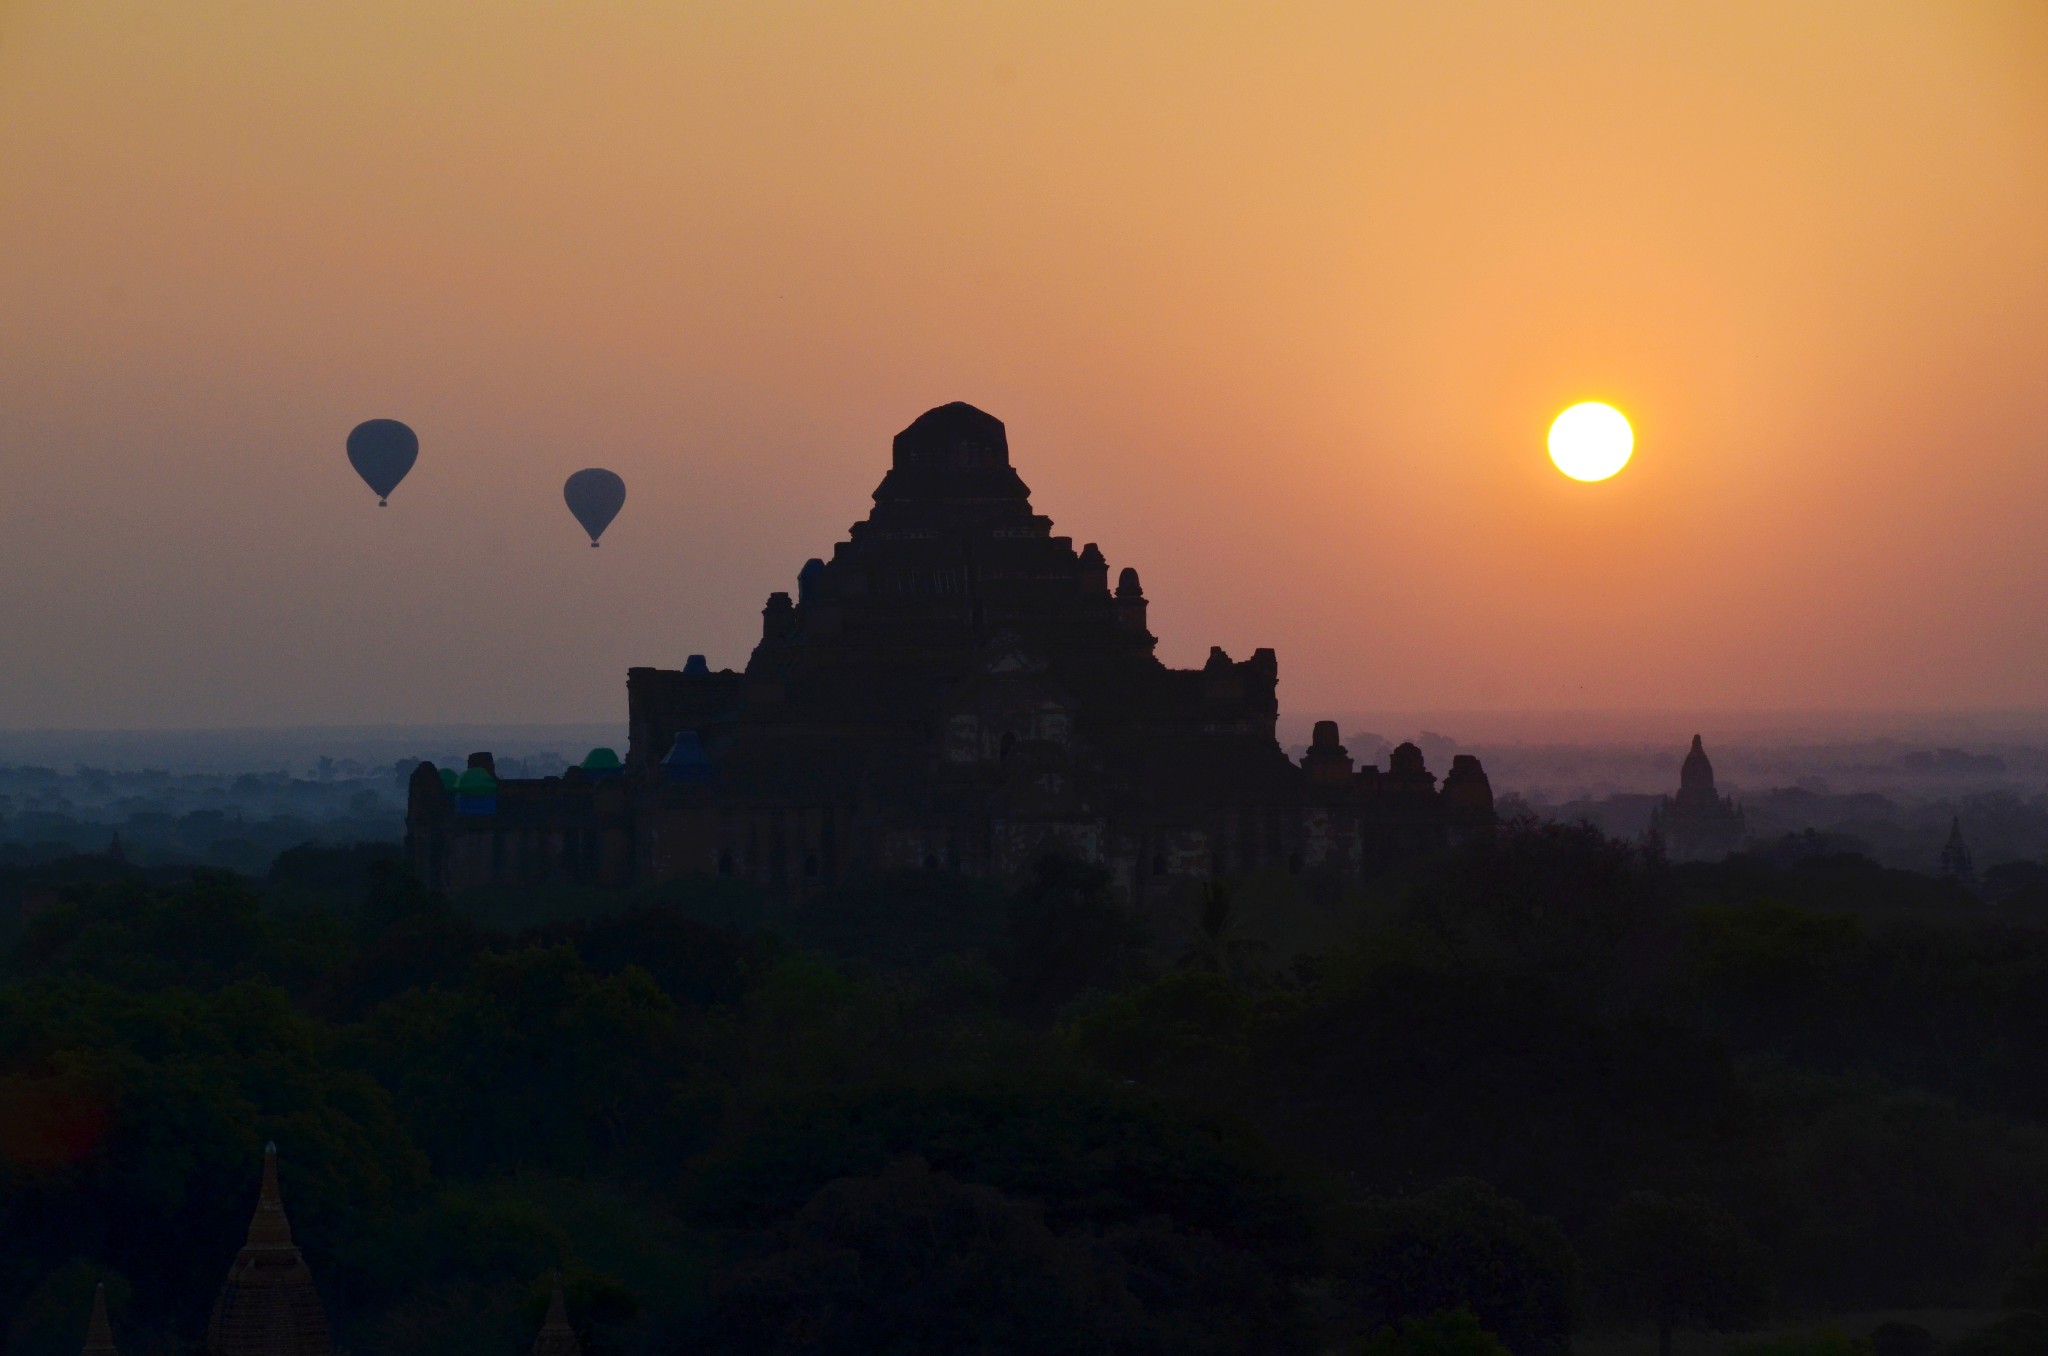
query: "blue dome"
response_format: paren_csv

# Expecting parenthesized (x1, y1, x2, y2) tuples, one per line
(684, 654, 710, 676)
(663, 731, 713, 784)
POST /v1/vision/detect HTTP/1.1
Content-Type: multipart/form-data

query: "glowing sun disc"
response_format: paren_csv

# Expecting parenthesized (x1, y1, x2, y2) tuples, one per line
(1548, 402, 1634, 482)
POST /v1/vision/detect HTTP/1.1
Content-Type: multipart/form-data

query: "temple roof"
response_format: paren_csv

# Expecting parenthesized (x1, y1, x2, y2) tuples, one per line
(864, 403, 1038, 534)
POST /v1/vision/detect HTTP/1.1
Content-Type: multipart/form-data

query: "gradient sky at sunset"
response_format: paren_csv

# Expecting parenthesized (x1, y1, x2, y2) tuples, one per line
(2, 2, 2044, 728)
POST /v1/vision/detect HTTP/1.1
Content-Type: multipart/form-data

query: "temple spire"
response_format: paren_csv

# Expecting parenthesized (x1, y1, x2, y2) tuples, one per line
(244, 1141, 294, 1248)
(208, 1143, 331, 1356)
(1679, 734, 1716, 795)
(81, 1283, 117, 1356)
(1941, 816, 1974, 882)
(531, 1275, 582, 1356)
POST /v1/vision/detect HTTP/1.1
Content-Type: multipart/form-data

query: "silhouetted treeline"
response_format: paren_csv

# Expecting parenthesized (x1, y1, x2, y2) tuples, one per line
(5, 824, 2048, 1355)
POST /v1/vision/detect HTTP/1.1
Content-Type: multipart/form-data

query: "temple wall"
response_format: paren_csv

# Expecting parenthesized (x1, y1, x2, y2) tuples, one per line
(412, 790, 1468, 903)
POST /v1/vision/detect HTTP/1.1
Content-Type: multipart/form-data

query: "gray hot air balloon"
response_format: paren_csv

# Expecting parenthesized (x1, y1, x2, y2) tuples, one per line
(346, 419, 418, 506)
(563, 468, 626, 546)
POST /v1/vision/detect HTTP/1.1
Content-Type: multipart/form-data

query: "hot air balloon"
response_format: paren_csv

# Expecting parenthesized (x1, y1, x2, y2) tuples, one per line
(346, 419, 418, 506)
(564, 469, 626, 546)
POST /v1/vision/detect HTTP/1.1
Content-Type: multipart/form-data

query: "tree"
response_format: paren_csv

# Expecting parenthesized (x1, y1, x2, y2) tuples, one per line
(2005, 1229, 2048, 1312)
(1413, 817, 1669, 982)
(1940, 1312, 2048, 1356)
(707, 1156, 1149, 1354)
(1067, 970, 1254, 1094)
(1594, 1192, 1769, 1356)
(1340, 1178, 1582, 1356)
(1360, 1308, 1511, 1356)
(1001, 855, 1148, 1014)
(1178, 881, 1266, 982)
(355, 945, 696, 1176)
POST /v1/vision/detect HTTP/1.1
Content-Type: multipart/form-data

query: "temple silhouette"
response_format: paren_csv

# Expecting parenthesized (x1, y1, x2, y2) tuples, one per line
(1940, 815, 1975, 882)
(206, 1145, 331, 1356)
(406, 402, 1494, 895)
(71, 1146, 576, 1356)
(1648, 734, 1746, 862)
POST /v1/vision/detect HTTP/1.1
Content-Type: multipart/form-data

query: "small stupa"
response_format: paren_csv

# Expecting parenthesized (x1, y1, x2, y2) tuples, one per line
(206, 1144, 332, 1356)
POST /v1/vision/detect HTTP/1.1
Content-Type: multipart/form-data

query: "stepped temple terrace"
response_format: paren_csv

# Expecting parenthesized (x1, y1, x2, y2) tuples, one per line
(405, 403, 1494, 895)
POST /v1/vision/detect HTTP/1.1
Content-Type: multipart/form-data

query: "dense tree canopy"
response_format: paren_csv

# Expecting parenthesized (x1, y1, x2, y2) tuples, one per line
(6, 823, 2048, 1355)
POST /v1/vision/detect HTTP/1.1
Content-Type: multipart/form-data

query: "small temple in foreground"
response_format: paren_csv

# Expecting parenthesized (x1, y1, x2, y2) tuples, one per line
(73, 1147, 576, 1356)
(206, 1145, 331, 1356)
(406, 402, 1494, 896)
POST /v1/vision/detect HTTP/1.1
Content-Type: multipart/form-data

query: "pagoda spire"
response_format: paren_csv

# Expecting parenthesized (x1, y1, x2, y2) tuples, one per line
(80, 1283, 118, 1356)
(245, 1142, 294, 1248)
(1940, 816, 1974, 882)
(531, 1275, 582, 1356)
(207, 1143, 332, 1356)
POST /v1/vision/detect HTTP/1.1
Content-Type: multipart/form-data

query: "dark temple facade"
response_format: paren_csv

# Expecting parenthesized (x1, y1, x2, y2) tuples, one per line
(406, 402, 1494, 898)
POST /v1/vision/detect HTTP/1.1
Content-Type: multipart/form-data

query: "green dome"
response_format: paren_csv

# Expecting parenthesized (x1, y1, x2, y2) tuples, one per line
(454, 767, 498, 794)
(581, 747, 622, 771)
(437, 767, 459, 791)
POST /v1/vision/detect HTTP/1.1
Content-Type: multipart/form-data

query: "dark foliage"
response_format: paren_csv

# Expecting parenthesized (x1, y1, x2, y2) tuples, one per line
(1592, 1192, 1769, 1356)
(708, 1156, 1155, 1355)
(7, 827, 2048, 1356)
(1334, 1178, 1582, 1356)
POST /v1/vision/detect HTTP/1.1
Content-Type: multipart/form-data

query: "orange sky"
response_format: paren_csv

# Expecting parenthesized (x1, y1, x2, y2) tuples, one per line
(1, 1, 2044, 728)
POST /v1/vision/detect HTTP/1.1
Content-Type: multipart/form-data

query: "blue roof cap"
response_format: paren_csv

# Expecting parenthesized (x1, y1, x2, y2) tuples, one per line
(798, 558, 826, 603)
(683, 654, 710, 676)
(663, 731, 710, 765)
(663, 731, 713, 783)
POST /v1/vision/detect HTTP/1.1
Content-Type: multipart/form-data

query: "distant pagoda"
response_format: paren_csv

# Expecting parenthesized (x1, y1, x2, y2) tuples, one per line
(1648, 735, 1746, 863)
(1940, 816, 1974, 883)
(207, 1144, 332, 1356)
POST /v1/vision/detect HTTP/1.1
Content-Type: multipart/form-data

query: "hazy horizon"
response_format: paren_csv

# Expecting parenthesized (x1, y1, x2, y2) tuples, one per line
(7, 709, 2048, 784)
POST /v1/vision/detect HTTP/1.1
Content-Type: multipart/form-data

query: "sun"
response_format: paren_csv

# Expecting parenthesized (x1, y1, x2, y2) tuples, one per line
(1548, 402, 1634, 482)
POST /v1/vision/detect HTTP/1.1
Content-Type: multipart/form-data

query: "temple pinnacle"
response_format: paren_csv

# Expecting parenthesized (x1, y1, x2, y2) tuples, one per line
(245, 1142, 293, 1248)
(207, 1143, 332, 1356)
(81, 1283, 118, 1356)
(532, 1274, 582, 1356)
